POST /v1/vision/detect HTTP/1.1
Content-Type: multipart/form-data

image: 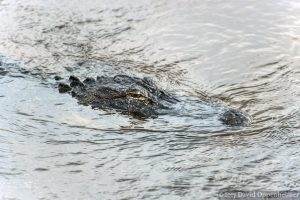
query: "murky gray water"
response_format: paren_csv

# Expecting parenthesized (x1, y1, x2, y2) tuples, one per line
(0, 0, 300, 199)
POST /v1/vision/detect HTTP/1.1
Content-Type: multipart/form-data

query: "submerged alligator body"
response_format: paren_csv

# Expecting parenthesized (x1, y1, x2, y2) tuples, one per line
(58, 75, 251, 126)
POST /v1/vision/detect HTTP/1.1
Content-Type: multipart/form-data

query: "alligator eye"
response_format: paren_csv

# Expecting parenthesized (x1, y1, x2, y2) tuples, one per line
(127, 92, 145, 99)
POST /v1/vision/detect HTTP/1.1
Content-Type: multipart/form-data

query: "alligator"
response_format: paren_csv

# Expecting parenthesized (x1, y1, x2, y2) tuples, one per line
(58, 75, 251, 126)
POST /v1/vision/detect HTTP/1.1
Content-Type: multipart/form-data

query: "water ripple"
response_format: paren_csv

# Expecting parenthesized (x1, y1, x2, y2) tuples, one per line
(0, 0, 300, 199)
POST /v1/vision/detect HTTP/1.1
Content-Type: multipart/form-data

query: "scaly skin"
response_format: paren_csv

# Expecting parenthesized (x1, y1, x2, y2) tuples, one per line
(58, 75, 251, 126)
(59, 75, 177, 118)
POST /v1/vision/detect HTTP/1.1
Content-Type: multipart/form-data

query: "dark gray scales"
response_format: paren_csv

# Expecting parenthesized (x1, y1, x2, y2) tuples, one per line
(58, 75, 251, 126)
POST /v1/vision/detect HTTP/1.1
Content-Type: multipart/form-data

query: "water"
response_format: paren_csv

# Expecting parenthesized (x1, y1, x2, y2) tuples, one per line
(0, 0, 300, 199)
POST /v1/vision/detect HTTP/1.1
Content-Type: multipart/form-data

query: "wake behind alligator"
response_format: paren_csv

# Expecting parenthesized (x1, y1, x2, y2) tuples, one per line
(58, 74, 251, 126)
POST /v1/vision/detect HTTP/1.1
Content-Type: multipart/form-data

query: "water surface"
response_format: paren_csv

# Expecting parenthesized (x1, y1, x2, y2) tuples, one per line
(0, 0, 300, 199)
